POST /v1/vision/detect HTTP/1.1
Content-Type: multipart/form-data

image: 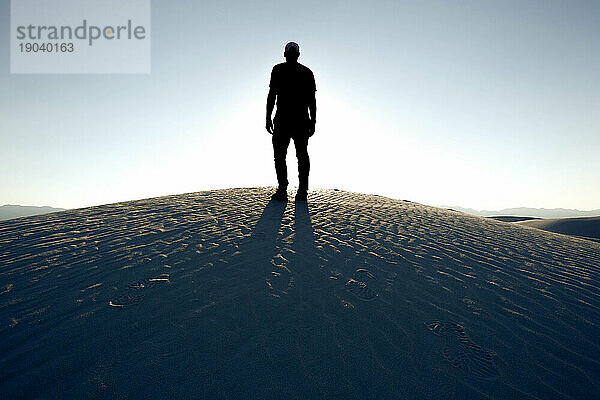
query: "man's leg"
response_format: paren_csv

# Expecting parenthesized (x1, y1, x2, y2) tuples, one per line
(272, 133, 291, 190)
(293, 134, 310, 194)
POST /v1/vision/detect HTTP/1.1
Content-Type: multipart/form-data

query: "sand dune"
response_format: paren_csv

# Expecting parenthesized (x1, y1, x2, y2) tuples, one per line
(487, 216, 540, 223)
(0, 188, 598, 399)
(445, 206, 600, 219)
(517, 216, 600, 243)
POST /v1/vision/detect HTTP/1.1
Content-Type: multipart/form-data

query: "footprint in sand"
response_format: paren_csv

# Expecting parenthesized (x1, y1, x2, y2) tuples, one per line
(345, 278, 378, 301)
(265, 254, 295, 297)
(109, 274, 170, 307)
(427, 321, 499, 380)
(266, 271, 295, 297)
(354, 267, 375, 281)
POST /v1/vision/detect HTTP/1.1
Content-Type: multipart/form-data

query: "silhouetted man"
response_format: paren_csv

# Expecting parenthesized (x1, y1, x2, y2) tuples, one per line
(266, 41, 316, 202)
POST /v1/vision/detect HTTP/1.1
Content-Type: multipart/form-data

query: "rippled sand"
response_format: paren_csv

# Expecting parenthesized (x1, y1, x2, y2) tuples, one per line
(1, 188, 598, 399)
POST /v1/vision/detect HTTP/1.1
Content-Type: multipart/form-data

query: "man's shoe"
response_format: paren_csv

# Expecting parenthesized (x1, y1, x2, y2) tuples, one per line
(295, 189, 308, 202)
(271, 188, 288, 201)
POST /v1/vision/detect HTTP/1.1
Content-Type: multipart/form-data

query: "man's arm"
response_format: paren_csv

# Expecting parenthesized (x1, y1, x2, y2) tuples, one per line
(308, 71, 316, 136)
(308, 93, 316, 137)
(266, 87, 275, 134)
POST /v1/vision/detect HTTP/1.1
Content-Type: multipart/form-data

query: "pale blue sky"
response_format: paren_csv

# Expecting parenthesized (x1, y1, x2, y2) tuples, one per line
(1, 0, 599, 210)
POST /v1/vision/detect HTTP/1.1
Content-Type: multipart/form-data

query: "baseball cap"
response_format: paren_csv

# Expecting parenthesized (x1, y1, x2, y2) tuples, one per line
(284, 41, 300, 54)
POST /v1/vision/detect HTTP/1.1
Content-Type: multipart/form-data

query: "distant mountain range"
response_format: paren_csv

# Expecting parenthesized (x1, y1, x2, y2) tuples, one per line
(0, 205, 65, 221)
(441, 206, 600, 219)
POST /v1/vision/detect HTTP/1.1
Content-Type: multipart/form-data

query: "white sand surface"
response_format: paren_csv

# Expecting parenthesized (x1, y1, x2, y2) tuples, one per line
(1, 188, 599, 399)
(518, 216, 600, 243)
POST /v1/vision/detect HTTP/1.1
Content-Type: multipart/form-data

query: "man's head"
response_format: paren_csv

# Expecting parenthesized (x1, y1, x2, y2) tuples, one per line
(284, 41, 300, 63)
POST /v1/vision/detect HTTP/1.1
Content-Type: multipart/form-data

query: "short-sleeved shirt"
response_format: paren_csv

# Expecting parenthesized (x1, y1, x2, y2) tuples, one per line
(269, 62, 316, 126)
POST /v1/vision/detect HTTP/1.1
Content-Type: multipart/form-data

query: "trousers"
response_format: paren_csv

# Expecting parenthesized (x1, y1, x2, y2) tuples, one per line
(272, 130, 310, 191)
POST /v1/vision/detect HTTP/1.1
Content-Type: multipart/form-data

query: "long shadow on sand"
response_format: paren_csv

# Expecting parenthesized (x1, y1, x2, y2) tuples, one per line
(247, 199, 319, 300)
(292, 201, 316, 256)
(249, 199, 287, 244)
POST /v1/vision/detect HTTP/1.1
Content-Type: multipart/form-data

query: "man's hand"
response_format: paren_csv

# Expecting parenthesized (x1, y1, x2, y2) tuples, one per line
(266, 118, 274, 134)
(308, 120, 316, 137)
